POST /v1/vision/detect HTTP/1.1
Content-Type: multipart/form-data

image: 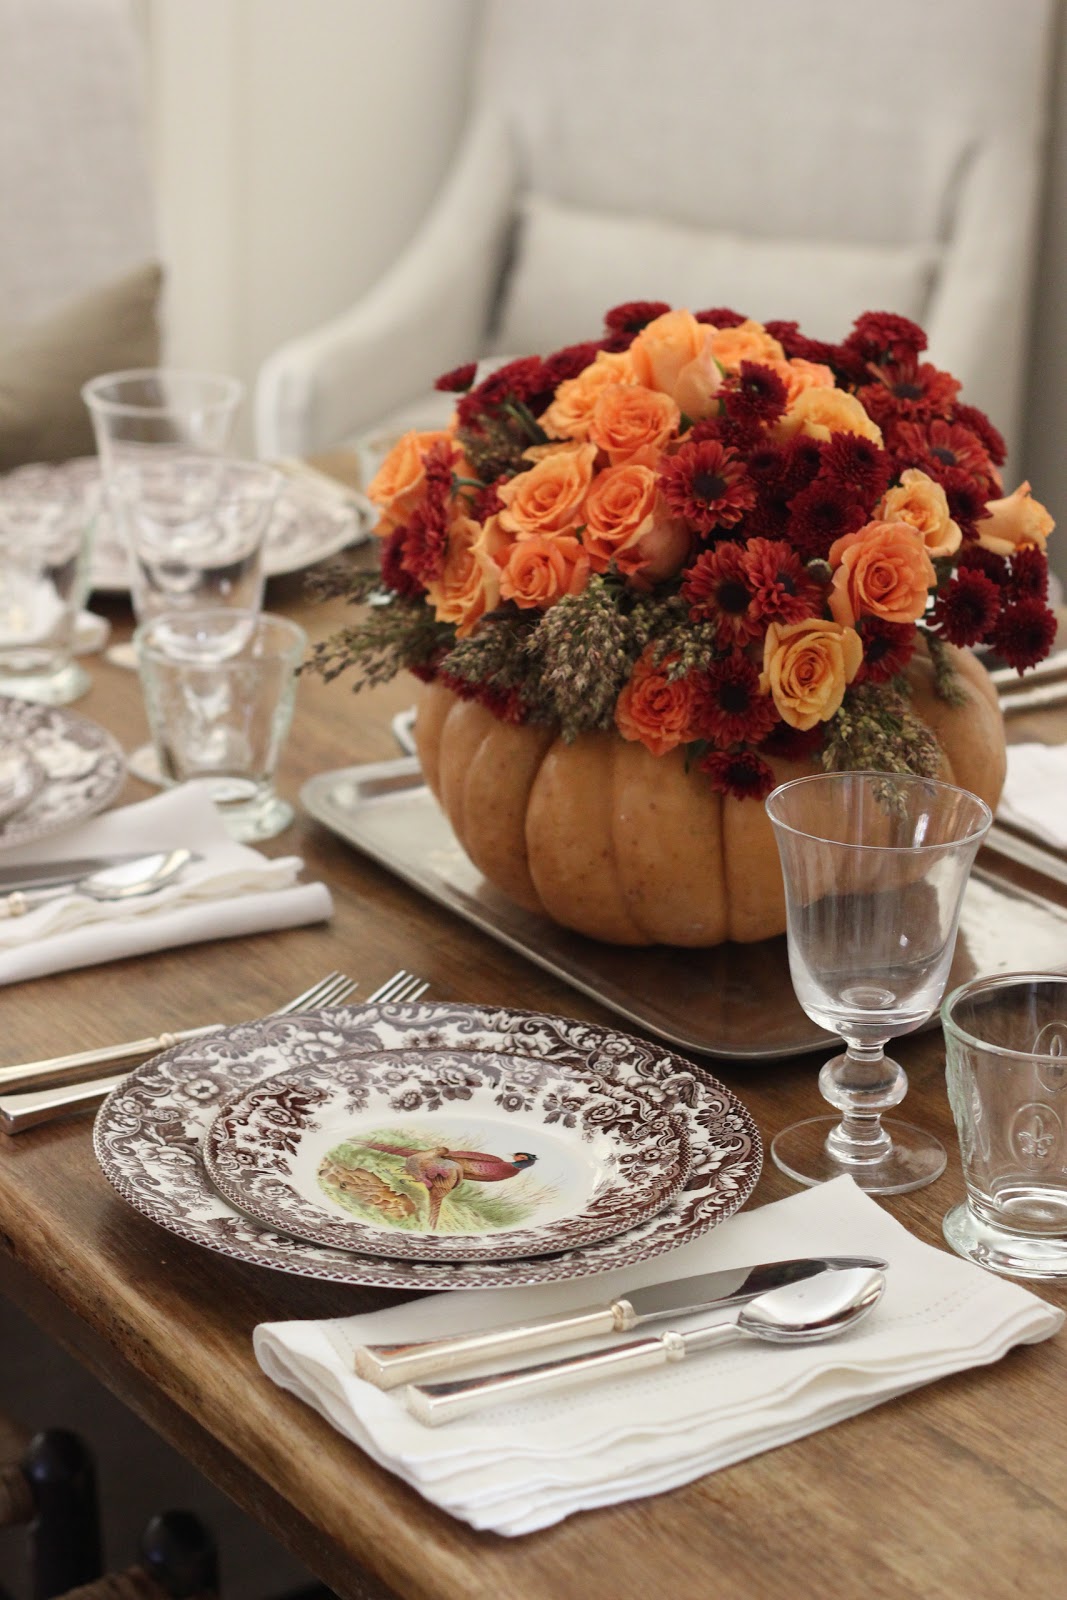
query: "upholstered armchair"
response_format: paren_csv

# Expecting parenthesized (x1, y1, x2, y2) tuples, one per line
(255, 0, 1056, 473)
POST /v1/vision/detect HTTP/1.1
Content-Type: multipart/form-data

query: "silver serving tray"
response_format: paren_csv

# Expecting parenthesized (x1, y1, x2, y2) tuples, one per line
(301, 759, 1067, 1062)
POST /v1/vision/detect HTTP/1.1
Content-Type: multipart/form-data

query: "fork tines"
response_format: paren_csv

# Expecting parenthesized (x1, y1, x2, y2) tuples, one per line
(367, 970, 430, 1005)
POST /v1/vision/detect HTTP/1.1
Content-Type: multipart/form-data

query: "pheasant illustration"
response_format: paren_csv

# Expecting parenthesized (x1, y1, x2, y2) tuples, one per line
(362, 1142, 538, 1230)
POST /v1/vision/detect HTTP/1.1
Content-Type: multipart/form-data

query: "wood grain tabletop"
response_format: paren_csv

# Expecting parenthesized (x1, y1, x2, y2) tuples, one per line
(1, 496, 1066, 1600)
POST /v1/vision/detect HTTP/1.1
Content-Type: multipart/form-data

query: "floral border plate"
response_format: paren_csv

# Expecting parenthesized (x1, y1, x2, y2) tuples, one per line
(93, 1002, 762, 1292)
(1, 458, 370, 591)
(204, 1045, 691, 1262)
(0, 698, 126, 850)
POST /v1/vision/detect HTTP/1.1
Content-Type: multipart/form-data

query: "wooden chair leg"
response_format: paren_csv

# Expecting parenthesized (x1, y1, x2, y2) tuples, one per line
(22, 1429, 104, 1599)
(50, 1510, 219, 1600)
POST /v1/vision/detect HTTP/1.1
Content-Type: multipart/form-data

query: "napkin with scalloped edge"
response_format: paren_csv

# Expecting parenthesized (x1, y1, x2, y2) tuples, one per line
(255, 1176, 1062, 1537)
(998, 741, 1067, 850)
(0, 780, 332, 983)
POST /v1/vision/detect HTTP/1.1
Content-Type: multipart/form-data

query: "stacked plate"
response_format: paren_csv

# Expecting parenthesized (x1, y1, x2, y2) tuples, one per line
(0, 698, 125, 847)
(93, 1002, 763, 1291)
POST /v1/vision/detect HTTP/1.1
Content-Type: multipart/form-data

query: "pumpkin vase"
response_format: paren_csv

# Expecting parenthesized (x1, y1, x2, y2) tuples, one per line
(412, 643, 1006, 949)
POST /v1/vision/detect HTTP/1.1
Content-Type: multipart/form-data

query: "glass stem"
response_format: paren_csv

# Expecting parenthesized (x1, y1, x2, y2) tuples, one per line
(819, 1041, 908, 1167)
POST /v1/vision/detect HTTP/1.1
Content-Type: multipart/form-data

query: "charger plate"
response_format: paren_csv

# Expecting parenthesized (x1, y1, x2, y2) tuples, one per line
(301, 757, 1067, 1061)
(93, 1001, 762, 1292)
(204, 1046, 691, 1262)
(0, 699, 125, 850)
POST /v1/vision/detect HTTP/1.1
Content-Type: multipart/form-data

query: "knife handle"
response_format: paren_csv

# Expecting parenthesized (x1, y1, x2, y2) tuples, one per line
(354, 1303, 629, 1389)
(0, 1074, 127, 1134)
(405, 1329, 712, 1426)
(0, 1024, 222, 1094)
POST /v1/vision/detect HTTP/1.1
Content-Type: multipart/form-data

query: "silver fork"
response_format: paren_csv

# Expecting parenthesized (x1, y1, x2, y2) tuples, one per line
(0, 967, 430, 1135)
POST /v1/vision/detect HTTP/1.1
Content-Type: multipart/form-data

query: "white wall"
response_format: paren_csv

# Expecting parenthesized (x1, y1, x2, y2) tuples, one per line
(139, 0, 479, 445)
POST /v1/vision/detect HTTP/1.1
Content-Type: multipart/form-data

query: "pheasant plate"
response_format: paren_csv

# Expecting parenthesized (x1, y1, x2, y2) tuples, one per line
(93, 1001, 762, 1291)
(204, 1047, 691, 1262)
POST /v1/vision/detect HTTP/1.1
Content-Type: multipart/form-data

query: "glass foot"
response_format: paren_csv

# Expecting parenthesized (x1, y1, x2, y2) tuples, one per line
(105, 641, 139, 671)
(943, 1202, 1067, 1279)
(771, 1115, 946, 1195)
(217, 793, 293, 843)
(0, 661, 91, 705)
(127, 742, 166, 788)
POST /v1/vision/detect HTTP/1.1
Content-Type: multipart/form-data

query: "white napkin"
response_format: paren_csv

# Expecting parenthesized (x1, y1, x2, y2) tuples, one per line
(255, 1177, 1062, 1537)
(0, 781, 332, 983)
(998, 742, 1067, 849)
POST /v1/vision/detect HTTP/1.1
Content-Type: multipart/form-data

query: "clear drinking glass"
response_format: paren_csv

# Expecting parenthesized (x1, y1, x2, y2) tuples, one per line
(135, 609, 307, 842)
(943, 973, 1067, 1278)
(765, 771, 992, 1194)
(108, 455, 281, 627)
(81, 369, 244, 475)
(0, 477, 96, 704)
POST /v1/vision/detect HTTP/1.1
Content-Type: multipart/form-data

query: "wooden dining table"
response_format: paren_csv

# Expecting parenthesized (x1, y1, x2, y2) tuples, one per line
(1, 489, 1066, 1600)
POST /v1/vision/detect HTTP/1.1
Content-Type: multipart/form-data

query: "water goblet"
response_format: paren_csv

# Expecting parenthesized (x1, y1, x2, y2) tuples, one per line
(764, 770, 992, 1194)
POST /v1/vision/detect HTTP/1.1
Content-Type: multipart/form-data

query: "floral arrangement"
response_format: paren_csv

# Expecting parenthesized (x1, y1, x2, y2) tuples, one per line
(314, 302, 1056, 800)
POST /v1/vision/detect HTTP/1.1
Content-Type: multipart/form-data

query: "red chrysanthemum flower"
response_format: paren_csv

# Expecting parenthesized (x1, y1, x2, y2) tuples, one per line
(763, 320, 841, 369)
(891, 418, 994, 486)
(842, 310, 928, 370)
(818, 433, 892, 507)
(929, 570, 1002, 647)
(992, 599, 1058, 672)
(694, 305, 747, 328)
(434, 362, 478, 393)
(747, 439, 823, 536)
(853, 618, 917, 684)
(742, 537, 824, 625)
(538, 341, 603, 390)
(720, 361, 789, 429)
(456, 356, 546, 427)
(786, 479, 867, 561)
(857, 359, 960, 431)
(658, 438, 757, 534)
(693, 653, 779, 747)
(760, 720, 825, 761)
(934, 466, 993, 541)
(957, 542, 1010, 586)
(468, 474, 508, 523)
(379, 526, 426, 598)
(399, 497, 450, 587)
(682, 546, 763, 644)
(603, 300, 672, 336)
(952, 402, 1007, 468)
(699, 747, 777, 801)
(777, 436, 825, 495)
(1007, 545, 1050, 603)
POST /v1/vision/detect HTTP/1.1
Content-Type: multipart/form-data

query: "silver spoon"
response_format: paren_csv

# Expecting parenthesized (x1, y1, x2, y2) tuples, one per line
(0, 848, 196, 919)
(405, 1266, 887, 1425)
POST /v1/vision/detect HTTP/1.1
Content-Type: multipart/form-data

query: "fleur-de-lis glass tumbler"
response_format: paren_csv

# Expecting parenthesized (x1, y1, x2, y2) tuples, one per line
(765, 771, 992, 1194)
(942, 973, 1067, 1277)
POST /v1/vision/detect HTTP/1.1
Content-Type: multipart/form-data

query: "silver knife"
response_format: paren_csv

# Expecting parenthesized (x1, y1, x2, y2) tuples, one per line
(0, 854, 152, 893)
(351, 1254, 889, 1388)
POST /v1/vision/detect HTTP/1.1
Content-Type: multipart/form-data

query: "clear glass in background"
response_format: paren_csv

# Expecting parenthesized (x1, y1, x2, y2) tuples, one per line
(943, 973, 1067, 1278)
(135, 609, 306, 842)
(765, 771, 992, 1195)
(81, 369, 244, 476)
(0, 477, 97, 704)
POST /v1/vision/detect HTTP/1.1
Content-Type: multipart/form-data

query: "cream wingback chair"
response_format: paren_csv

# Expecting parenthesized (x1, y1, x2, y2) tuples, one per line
(255, 0, 1056, 472)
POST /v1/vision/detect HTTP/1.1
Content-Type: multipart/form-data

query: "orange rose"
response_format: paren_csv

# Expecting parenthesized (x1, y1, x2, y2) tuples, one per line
(760, 618, 863, 730)
(366, 430, 454, 524)
(768, 357, 836, 407)
(582, 466, 691, 582)
(540, 351, 637, 441)
(498, 533, 590, 610)
(588, 383, 680, 466)
(778, 387, 883, 445)
(877, 469, 961, 559)
(708, 319, 785, 370)
(629, 310, 722, 419)
(615, 649, 700, 756)
(497, 443, 597, 537)
(977, 480, 1055, 557)
(828, 520, 936, 627)
(424, 515, 503, 638)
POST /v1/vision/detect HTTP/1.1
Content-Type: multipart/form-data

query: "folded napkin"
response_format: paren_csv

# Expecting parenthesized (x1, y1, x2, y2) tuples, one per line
(998, 741, 1067, 850)
(0, 781, 332, 983)
(255, 1176, 1062, 1537)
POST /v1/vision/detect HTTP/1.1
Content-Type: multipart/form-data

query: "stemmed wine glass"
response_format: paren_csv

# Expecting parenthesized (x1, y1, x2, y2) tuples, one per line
(765, 771, 992, 1194)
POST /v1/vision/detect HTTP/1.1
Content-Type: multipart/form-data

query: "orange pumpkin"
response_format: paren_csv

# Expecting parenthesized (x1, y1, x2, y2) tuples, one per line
(412, 642, 1005, 947)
